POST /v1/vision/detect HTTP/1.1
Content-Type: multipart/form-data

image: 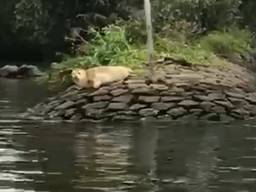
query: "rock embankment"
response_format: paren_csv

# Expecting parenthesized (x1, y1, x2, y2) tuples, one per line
(23, 62, 256, 122)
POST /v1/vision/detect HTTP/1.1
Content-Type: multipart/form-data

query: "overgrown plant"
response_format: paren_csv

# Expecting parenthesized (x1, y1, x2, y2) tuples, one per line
(199, 28, 253, 59)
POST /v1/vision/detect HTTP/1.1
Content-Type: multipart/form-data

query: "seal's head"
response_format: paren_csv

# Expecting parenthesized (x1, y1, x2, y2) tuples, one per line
(71, 68, 87, 83)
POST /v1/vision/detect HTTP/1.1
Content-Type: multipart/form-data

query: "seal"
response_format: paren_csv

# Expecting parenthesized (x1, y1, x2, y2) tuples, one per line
(71, 66, 132, 89)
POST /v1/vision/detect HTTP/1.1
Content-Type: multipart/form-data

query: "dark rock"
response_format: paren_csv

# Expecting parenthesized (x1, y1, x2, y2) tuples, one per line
(132, 87, 157, 95)
(178, 100, 199, 107)
(189, 108, 203, 116)
(130, 104, 147, 111)
(246, 95, 256, 104)
(139, 108, 159, 117)
(230, 112, 245, 120)
(70, 114, 83, 121)
(83, 102, 108, 109)
(200, 101, 215, 112)
(179, 113, 199, 120)
(108, 103, 128, 110)
(112, 95, 134, 103)
(167, 107, 187, 118)
(157, 114, 172, 119)
(219, 114, 235, 122)
(93, 95, 112, 101)
(85, 108, 106, 119)
(111, 89, 128, 96)
(161, 96, 183, 102)
(70, 92, 89, 101)
(17, 65, 44, 77)
(138, 96, 160, 103)
(231, 108, 250, 117)
(117, 111, 137, 116)
(212, 106, 226, 113)
(89, 88, 109, 96)
(0, 65, 18, 77)
(48, 110, 65, 118)
(214, 100, 234, 110)
(64, 108, 76, 118)
(75, 99, 88, 106)
(55, 101, 75, 110)
(200, 113, 220, 121)
(151, 102, 176, 110)
(112, 115, 138, 121)
(228, 97, 248, 106)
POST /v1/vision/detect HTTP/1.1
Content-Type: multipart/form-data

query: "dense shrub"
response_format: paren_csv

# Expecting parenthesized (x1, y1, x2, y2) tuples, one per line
(199, 28, 253, 58)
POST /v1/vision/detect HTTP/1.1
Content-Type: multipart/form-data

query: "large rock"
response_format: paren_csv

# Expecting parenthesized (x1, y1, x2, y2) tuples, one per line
(17, 64, 44, 77)
(167, 107, 187, 118)
(139, 108, 159, 117)
(0, 64, 44, 78)
(0, 65, 19, 77)
(151, 102, 176, 110)
(138, 96, 160, 103)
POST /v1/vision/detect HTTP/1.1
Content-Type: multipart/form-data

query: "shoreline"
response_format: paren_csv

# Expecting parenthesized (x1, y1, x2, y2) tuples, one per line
(22, 61, 256, 122)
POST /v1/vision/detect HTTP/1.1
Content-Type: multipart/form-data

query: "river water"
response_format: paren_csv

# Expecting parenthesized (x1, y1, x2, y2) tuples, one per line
(1, 79, 256, 192)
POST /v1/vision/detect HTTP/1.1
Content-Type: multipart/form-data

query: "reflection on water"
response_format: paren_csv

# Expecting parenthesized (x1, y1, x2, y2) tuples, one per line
(1, 79, 256, 192)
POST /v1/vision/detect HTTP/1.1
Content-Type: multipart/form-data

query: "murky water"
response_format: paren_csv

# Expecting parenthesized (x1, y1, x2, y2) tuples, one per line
(1, 79, 256, 192)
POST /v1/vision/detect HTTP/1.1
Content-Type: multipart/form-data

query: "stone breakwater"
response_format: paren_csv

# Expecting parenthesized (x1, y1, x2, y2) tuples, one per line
(23, 63, 256, 122)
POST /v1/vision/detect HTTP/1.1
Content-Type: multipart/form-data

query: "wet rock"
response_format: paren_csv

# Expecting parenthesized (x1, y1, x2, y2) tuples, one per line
(151, 102, 176, 110)
(130, 104, 147, 111)
(212, 105, 226, 113)
(93, 95, 112, 101)
(200, 113, 220, 121)
(138, 96, 160, 103)
(178, 100, 199, 108)
(231, 108, 250, 118)
(55, 101, 75, 110)
(64, 108, 76, 118)
(111, 89, 128, 96)
(71, 113, 83, 121)
(161, 96, 183, 102)
(219, 114, 235, 122)
(167, 107, 187, 118)
(85, 108, 106, 119)
(200, 101, 215, 112)
(17, 64, 44, 77)
(139, 108, 159, 117)
(112, 95, 134, 103)
(112, 115, 137, 121)
(0, 65, 18, 77)
(117, 111, 137, 116)
(108, 102, 128, 110)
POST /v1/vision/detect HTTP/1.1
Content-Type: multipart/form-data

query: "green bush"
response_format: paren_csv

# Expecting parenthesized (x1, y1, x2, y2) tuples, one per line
(199, 28, 253, 58)
(152, 0, 242, 33)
